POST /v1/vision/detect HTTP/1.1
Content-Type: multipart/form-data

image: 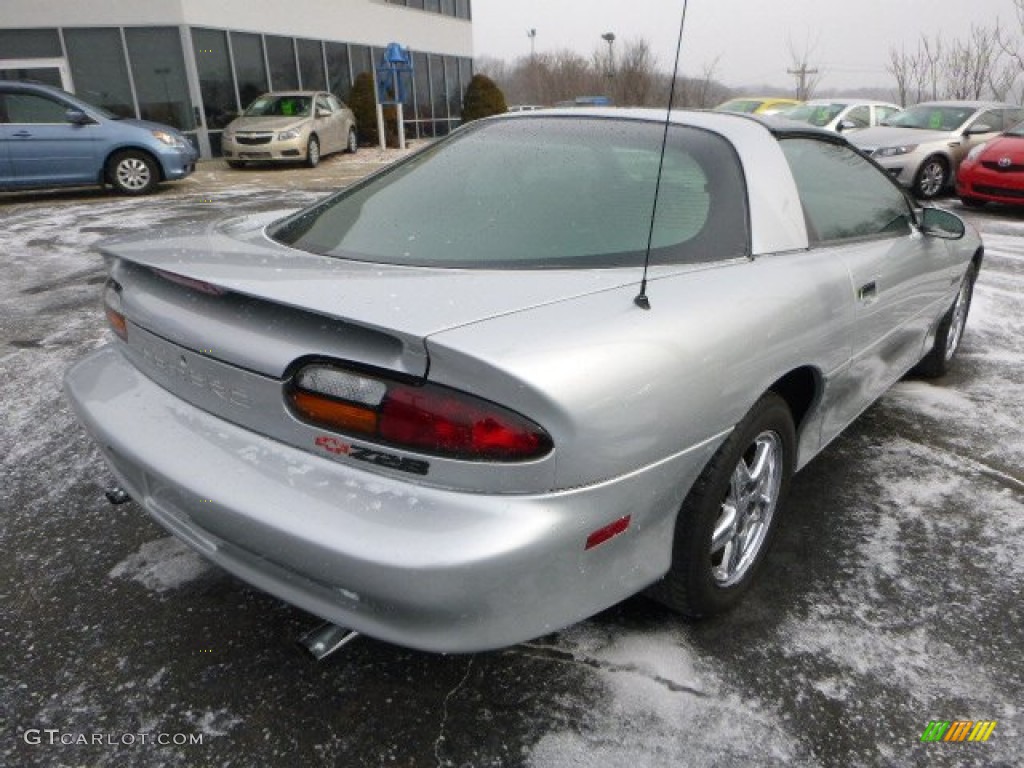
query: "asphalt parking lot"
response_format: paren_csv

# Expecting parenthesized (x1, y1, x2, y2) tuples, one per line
(1, 151, 1022, 768)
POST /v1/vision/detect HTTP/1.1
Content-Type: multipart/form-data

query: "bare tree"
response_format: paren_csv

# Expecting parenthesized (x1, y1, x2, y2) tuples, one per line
(684, 56, 724, 108)
(612, 38, 660, 106)
(887, 45, 913, 106)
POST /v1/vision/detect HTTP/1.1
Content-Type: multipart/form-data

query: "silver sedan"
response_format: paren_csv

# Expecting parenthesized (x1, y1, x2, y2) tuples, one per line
(65, 110, 982, 653)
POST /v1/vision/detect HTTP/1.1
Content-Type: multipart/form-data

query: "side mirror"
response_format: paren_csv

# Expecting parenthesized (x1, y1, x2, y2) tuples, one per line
(837, 119, 858, 132)
(316, 108, 331, 118)
(65, 108, 92, 125)
(964, 123, 993, 136)
(919, 207, 966, 240)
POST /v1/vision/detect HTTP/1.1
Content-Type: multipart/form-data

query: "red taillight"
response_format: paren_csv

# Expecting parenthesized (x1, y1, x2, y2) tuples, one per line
(287, 364, 552, 462)
(103, 279, 127, 340)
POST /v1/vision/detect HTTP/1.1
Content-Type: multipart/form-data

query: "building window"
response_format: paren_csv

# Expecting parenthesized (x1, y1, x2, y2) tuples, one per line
(350, 45, 373, 83)
(0, 28, 62, 58)
(425, 0, 441, 13)
(325, 41, 352, 99)
(230, 32, 268, 108)
(265, 35, 299, 91)
(124, 27, 194, 131)
(444, 56, 460, 122)
(64, 28, 134, 118)
(191, 27, 237, 135)
(297, 39, 326, 91)
(429, 53, 447, 134)
(412, 51, 431, 138)
(456, 0, 471, 20)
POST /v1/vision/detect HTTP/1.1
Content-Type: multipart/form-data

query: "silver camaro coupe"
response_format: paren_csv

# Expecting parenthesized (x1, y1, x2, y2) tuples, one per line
(65, 110, 982, 653)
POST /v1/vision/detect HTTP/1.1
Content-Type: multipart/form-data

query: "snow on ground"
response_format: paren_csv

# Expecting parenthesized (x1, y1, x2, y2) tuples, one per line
(2, 179, 1022, 768)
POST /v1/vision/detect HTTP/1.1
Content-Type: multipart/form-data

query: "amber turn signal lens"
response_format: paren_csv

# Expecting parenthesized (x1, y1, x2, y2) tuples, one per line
(289, 389, 379, 435)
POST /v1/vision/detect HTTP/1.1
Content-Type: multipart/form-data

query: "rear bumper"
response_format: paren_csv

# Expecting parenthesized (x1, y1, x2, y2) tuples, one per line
(64, 345, 719, 652)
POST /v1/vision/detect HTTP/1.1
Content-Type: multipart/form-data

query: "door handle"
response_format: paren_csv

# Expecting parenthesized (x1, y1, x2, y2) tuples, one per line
(858, 281, 877, 301)
(13, 130, 32, 138)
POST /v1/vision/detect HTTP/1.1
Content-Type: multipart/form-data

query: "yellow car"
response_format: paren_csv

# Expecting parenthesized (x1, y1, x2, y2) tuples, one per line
(715, 97, 802, 116)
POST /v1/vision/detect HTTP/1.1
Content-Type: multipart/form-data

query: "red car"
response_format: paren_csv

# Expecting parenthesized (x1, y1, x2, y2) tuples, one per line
(957, 122, 1024, 207)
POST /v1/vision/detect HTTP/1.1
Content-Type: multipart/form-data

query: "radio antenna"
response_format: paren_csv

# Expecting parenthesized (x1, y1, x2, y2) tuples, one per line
(635, 0, 690, 310)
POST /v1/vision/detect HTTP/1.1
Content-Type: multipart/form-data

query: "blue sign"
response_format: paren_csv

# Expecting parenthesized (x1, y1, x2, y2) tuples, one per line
(376, 43, 414, 104)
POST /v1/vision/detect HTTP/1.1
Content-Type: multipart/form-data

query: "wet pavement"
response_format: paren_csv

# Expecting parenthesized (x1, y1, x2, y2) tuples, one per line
(1, 156, 1022, 767)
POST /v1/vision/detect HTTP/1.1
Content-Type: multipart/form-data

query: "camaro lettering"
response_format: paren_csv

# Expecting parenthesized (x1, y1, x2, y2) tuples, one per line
(314, 437, 429, 475)
(138, 345, 251, 408)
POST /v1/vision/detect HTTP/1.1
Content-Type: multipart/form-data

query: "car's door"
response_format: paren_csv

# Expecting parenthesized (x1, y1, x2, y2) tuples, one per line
(314, 94, 341, 154)
(2, 89, 100, 186)
(0, 93, 13, 184)
(329, 95, 352, 143)
(954, 109, 1006, 168)
(780, 138, 961, 440)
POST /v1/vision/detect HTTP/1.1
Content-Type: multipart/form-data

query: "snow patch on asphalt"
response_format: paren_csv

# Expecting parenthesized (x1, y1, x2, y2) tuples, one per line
(109, 537, 211, 592)
(528, 625, 806, 768)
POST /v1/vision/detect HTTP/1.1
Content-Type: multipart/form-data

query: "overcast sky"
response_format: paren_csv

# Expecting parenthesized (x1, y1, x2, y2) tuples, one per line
(472, 0, 1013, 93)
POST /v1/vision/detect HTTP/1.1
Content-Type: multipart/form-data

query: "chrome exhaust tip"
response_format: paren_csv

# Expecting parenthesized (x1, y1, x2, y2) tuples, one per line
(104, 486, 132, 505)
(298, 623, 360, 661)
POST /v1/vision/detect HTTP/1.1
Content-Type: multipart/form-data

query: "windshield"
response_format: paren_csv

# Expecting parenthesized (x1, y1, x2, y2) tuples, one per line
(881, 105, 975, 131)
(717, 99, 762, 113)
(272, 117, 751, 269)
(243, 95, 312, 118)
(779, 103, 845, 127)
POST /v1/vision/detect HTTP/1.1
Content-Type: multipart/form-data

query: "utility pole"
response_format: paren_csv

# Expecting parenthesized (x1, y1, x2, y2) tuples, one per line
(787, 64, 818, 100)
(527, 28, 537, 58)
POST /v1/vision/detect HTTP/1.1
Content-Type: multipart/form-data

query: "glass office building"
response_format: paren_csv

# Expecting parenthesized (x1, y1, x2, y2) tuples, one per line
(0, 0, 473, 158)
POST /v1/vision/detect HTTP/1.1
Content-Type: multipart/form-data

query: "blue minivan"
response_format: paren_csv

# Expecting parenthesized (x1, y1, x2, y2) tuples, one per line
(0, 80, 197, 195)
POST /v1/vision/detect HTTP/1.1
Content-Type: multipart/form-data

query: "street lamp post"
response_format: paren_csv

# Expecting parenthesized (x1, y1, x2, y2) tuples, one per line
(527, 28, 537, 58)
(601, 32, 616, 80)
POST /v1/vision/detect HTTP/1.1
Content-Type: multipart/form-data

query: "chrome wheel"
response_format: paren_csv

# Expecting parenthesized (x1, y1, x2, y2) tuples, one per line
(710, 430, 783, 587)
(306, 136, 320, 168)
(944, 275, 972, 361)
(108, 151, 158, 195)
(116, 158, 152, 191)
(916, 159, 947, 198)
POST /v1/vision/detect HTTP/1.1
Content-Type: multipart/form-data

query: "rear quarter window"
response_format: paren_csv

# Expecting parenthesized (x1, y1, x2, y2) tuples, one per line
(272, 117, 750, 268)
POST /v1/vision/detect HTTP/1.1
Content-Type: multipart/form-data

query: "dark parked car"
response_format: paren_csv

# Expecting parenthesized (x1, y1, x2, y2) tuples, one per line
(0, 80, 197, 195)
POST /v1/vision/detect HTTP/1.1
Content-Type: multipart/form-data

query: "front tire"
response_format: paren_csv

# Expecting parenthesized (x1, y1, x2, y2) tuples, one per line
(346, 127, 358, 154)
(108, 150, 159, 195)
(226, 160, 246, 169)
(960, 196, 986, 209)
(914, 156, 948, 199)
(650, 392, 796, 617)
(306, 135, 321, 168)
(915, 264, 977, 378)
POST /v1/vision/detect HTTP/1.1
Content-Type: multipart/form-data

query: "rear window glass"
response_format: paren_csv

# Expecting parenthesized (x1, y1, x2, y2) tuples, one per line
(271, 117, 749, 269)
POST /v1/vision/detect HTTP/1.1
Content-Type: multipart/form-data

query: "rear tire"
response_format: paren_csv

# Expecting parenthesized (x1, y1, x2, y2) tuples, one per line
(914, 264, 977, 378)
(649, 392, 795, 617)
(306, 135, 321, 168)
(107, 150, 159, 195)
